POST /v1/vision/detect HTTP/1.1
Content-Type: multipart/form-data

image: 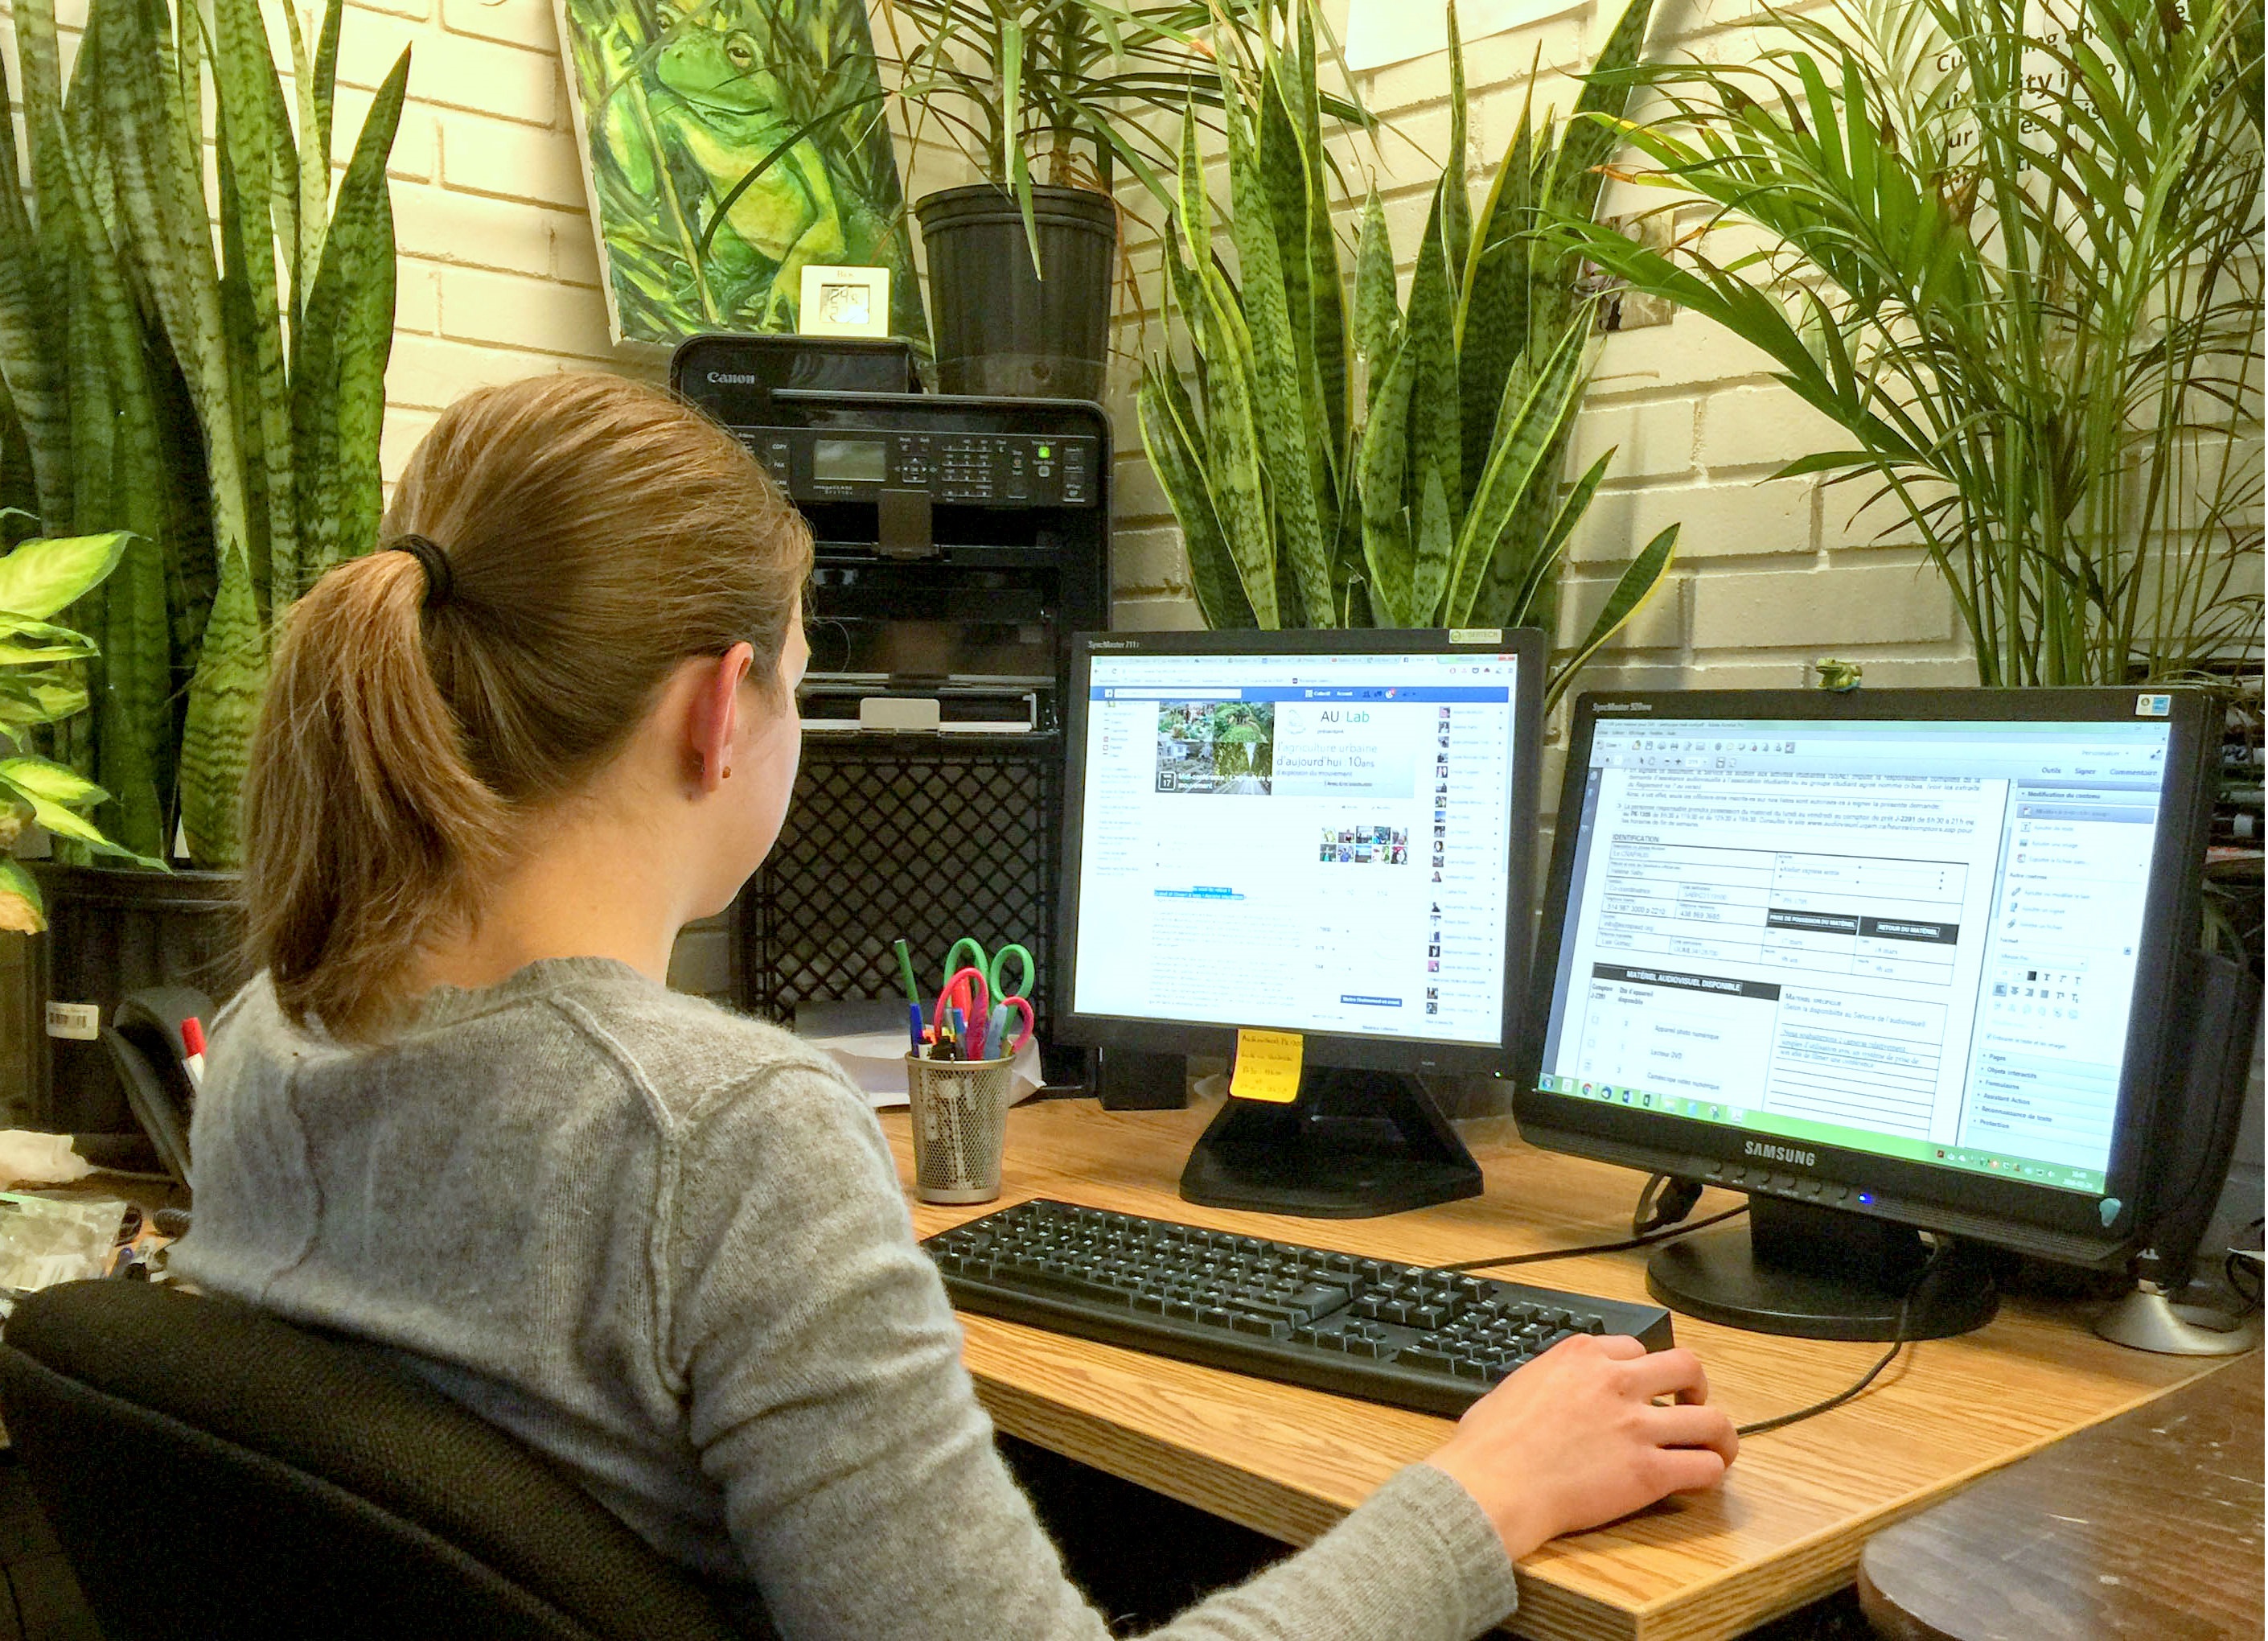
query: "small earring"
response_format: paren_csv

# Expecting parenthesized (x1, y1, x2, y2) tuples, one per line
(721, 766, 733, 779)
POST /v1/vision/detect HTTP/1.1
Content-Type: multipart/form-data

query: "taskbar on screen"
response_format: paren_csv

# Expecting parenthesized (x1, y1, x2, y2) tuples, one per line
(1534, 1073, 2106, 1196)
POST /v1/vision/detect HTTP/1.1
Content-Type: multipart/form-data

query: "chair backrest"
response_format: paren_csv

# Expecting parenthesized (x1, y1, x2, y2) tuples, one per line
(0, 1281, 765, 1641)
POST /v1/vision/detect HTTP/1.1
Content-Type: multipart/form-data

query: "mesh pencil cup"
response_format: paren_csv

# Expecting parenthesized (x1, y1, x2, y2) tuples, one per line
(905, 1054, 1014, 1204)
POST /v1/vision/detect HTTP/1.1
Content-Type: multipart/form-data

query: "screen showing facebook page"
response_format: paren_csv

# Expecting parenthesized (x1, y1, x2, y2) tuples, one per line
(1072, 649, 1522, 1047)
(1537, 716, 2176, 1196)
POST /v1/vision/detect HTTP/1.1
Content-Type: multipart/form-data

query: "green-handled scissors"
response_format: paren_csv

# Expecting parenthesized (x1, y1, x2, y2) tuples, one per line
(941, 938, 1036, 1009)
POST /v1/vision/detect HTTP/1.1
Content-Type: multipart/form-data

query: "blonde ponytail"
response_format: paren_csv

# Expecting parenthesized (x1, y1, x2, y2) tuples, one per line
(240, 372, 811, 1040)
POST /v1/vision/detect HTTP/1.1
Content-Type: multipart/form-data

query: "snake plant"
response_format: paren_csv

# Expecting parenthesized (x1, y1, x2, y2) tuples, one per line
(0, 0, 410, 869)
(1555, 0, 2263, 686)
(1137, 0, 1678, 705)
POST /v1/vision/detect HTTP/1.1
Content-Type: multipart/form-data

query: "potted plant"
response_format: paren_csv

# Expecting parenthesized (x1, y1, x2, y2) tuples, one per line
(1139, 0, 1677, 705)
(0, 0, 409, 1127)
(881, 0, 1366, 399)
(1557, 0, 2263, 686)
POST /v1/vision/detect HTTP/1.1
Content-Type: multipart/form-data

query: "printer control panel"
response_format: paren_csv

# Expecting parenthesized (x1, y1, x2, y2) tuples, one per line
(745, 429, 1100, 508)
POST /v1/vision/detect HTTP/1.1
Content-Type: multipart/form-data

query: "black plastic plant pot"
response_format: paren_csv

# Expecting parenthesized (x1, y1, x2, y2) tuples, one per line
(916, 183, 1116, 401)
(33, 863, 246, 1133)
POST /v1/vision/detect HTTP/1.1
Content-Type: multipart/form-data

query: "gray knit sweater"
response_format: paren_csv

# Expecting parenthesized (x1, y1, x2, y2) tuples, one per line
(175, 958, 1519, 1639)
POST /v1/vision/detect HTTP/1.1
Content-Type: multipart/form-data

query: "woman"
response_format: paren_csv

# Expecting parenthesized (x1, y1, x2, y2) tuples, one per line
(178, 373, 1736, 1640)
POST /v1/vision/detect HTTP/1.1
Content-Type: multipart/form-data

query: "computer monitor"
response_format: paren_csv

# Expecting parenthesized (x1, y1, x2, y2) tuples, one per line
(1519, 688, 2221, 1339)
(1059, 628, 1546, 1217)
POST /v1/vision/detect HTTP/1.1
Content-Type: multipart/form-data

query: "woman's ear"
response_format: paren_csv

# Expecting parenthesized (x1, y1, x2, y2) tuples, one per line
(688, 644, 756, 792)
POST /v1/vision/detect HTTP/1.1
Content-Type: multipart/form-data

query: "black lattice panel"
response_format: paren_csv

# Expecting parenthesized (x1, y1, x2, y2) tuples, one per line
(746, 740, 1061, 1039)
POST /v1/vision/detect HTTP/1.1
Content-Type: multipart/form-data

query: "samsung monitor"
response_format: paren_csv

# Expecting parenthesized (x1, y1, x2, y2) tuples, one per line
(1060, 628, 1546, 1216)
(1519, 689, 2221, 1339)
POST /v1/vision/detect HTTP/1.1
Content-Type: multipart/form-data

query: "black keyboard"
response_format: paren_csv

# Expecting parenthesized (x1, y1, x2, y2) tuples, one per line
(922, 1199, 1674, 1417)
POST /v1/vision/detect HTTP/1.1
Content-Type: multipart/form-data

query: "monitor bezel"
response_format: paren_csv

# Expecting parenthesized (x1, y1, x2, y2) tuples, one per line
(1058, 627, 1546, 1075)
(1514, 687, 2218, 1267)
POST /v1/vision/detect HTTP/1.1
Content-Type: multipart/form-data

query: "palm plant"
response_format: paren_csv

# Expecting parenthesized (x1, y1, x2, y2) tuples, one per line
(1139, 0, 1678, 705)
(0, 0, 409, 869)
(877, 0, 1367, 248)
(1559, 0, 2263, 686)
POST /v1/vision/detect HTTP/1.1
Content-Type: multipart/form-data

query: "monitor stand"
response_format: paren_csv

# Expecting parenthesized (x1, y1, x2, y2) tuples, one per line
(1648, 1195, 1998, 1340)
(1179, 1068, 1483, 1219)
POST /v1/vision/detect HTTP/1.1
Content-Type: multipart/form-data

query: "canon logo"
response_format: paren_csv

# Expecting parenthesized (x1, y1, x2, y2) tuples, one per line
(1744, 1141, 1816, 1166)
(705, 372, 761, 385)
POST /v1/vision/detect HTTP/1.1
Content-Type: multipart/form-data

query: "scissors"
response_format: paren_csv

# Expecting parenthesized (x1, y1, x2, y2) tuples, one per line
(938, 938, 1037, 1058)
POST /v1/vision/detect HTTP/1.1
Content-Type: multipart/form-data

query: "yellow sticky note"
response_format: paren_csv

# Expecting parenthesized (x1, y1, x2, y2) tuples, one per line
(1230, 1029, 1304, 1104)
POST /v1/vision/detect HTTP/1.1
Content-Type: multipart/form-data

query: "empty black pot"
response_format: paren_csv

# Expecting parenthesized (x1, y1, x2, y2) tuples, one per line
(916, 183, 1116, 401)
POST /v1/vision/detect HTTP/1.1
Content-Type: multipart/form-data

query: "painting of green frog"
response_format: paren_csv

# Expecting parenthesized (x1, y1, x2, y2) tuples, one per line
(555, 0, 926, 345)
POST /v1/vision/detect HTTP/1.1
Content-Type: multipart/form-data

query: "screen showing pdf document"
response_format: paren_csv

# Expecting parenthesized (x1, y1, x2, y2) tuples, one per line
(1536, 718, 2175, 1195)
(1073, 649, 1521, 1046)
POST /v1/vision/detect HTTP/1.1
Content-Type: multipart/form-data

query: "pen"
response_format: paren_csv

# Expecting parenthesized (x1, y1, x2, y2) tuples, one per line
(951, 1007, 968, 1057)
(906, 1002, 925, 1053)
(892, 938, 922, 1006)
(179, 1017, 206, 1094)
(989, 1003, 1011, 1059)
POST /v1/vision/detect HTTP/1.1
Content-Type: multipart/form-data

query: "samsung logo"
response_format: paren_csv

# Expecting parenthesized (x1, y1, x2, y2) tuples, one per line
(1744, 1141, 1815, 1166)
(1594, 701, 1654, 712)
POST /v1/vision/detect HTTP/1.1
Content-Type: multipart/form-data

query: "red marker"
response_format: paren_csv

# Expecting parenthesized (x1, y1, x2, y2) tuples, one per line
(179, 1017, 206, 1093)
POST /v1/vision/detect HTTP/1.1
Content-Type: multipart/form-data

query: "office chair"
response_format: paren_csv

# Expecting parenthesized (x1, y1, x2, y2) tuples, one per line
(0, 1280, 769, 1640)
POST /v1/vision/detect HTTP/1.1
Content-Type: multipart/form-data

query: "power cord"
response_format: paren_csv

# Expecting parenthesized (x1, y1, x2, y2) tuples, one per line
(1633, 1172, 1704, 1237)
(1732, 1241, 1948, 1437)
(1433, 1174, 1748, 1274)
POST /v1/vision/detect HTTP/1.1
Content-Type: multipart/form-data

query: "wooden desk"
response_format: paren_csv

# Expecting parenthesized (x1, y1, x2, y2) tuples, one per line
(881, 1094, 2225, 1641)
(1858, 1358, 2263, 1640)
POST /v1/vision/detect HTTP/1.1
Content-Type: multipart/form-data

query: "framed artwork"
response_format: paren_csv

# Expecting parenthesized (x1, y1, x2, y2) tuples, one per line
(554, 0, 928, 348)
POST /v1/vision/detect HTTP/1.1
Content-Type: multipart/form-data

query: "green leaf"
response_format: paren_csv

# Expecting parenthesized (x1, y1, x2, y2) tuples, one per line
(294, 50, 409, 590)
(1140, 361, 1255, 629)
(1441, 0, 1472, 291)
(0, 668, 89, 728)
(1547, 523, 1678, 708)
(1445, 315, 1592, 625)
(1547, 0, 1654, 222)
(1404, 181, 1461, 522)
(0, 532, 128, 620)
(1231, 87, 1331, 626)
(1000, 18, 1042, 280)
(1411, 463, 1454, 625)
(0, 858, 45, 932)
(1358, 337, 1416, 627)
(178, 544, 269, 867)
(0, 752, 101, 808)
(1498, 449, 1613, 627)
(0, 617, 101, 662)
(0, 46, 71, 529)
(1353, 188, 1399, 387)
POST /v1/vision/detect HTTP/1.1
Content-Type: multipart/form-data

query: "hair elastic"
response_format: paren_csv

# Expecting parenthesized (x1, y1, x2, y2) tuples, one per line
(392, 534, 454, 610)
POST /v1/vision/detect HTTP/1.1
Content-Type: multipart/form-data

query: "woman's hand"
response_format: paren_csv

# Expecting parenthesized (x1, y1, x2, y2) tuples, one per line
(1424, 1332, 1738, 1560)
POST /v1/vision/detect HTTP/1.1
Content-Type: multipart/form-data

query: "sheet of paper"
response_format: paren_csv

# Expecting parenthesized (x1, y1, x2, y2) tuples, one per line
(1230, 1029, 1305, 1104)
(818, 1028, 1044, 1111)
(1343, 0, 1584, 72)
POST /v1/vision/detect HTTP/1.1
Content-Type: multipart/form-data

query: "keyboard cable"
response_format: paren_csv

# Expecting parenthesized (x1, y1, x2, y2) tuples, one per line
(1431, 1176, 1946, 1437)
